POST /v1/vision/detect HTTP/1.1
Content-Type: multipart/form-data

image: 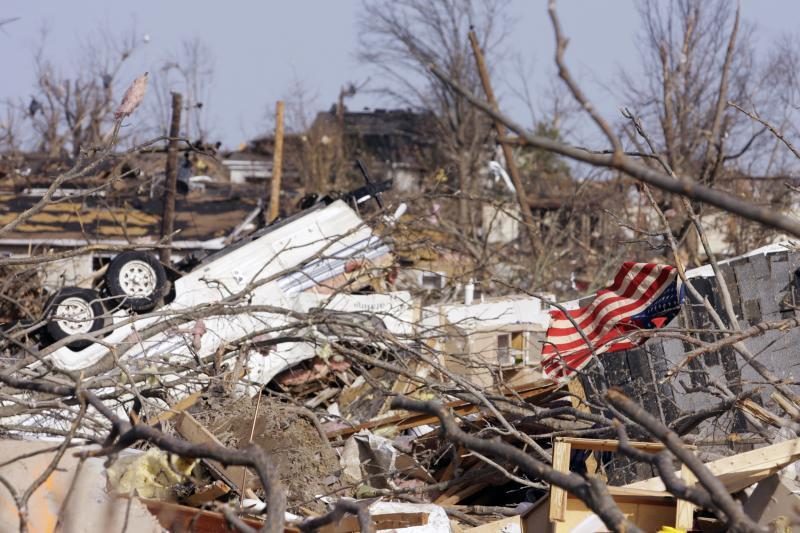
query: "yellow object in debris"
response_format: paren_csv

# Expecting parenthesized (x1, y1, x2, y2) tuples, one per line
(107, 448, 196, 500)
(659, 527, 686, 533)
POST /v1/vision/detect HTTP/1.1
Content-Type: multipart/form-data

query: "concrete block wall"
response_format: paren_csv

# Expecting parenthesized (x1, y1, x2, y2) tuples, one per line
(579, 247, 800, 472)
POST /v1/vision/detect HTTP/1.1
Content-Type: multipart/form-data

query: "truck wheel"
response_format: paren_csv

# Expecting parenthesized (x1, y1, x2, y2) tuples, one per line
(45, 287, 105, 350)
(105, 251, 167, 312)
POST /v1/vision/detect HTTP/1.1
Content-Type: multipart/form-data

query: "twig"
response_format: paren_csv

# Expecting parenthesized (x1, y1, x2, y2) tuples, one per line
(391, 396, 640, 533)
(298, 498, 376, 533)
(423, 64, 800, 236)
(607, 389, 764, 533)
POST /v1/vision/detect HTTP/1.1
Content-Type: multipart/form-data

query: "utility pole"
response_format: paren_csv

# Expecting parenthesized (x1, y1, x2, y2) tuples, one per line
(468, 29, 538, 253)
(160, 92, 183, 265)
(268, 100, 285, 223)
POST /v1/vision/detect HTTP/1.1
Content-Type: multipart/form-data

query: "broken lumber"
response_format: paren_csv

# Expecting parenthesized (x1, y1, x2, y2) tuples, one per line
(141, 498, 264, 532)
(175, 411, 253, 495)
(326, 380, 556, 439)
(625, 437, 800, 494)
(184, 480, 230, 506)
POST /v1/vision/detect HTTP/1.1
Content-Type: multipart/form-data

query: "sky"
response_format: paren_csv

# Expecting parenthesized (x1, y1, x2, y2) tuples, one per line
(2, 1, 800, 150)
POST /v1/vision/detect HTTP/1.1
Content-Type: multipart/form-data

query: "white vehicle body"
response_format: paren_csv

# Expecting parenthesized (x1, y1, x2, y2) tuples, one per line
(48, 200, 393, 385)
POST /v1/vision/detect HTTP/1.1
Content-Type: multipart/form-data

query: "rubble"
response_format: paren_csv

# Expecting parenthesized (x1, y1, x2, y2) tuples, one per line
(6, 0, 800, 527)
(2, 164, 800, 531)
(188, 393, 342, 512)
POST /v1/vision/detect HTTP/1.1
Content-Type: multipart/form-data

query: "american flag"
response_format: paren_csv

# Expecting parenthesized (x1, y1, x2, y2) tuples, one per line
(541, 262, 684, 381)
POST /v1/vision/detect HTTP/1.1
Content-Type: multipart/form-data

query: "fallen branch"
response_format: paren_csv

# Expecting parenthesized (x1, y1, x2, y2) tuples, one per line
(607, 389, 764, 533)
(390, 396, 641, 533)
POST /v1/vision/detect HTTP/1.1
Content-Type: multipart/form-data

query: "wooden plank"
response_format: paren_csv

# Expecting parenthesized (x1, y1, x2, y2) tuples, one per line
(626, 437, 800, 494)
(548, 440, 571, 522)
(675, 463, 696, 530)
(555, 437, 668, 453)
(556, 494, 676, 533)
(317, 512, 428, 533)
(327, 380, 557, 439)
(605, 486, 673, 499)
(149, 390, 203, 426)
(141, 498, 264, 533)
(435, 480, 491, 506)
(175, 412, 251, 494)
(465, 516, 523, 533)
(566, 379, 600, 478)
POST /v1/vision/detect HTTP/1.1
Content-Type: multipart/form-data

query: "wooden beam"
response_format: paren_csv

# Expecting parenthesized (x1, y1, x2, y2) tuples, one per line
(326, 379, 556, 439)
(771, 391, 800, 419)
(555, 437, 672, 453)
(739, 398, 785, 428)
(148, 390, 203, 426)
(626, 437, 800, 494)
(548, 439, 571, 522)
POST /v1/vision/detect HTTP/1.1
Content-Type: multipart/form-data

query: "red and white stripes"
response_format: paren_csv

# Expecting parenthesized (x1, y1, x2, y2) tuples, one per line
(541, 262, 677, 380)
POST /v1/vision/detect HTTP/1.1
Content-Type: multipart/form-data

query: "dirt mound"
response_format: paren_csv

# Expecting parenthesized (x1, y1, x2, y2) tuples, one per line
(190, 393, 341, 510)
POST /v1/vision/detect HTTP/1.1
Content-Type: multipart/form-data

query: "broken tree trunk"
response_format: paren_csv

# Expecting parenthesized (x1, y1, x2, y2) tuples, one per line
(160, 92, 183, 265)
(468, 28, 538, 253)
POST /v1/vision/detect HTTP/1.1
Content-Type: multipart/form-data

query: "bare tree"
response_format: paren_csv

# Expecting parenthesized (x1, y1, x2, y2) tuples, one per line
(149, 37, 215, 142)
(24, 26, 142, 157)
(357, 0, 509, 228)
(618, 0, 800, 258)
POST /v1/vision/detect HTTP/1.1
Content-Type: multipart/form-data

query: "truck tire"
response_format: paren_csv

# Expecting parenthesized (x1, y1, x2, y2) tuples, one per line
(44, 287, 105, 350)
(105, 251, 167, 312)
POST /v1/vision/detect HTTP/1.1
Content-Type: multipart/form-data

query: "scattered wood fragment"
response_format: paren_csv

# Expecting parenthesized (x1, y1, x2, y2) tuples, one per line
(175, 411, 255, 496)
(183, 480, 230, 506)
(316, 512, 428, 533)
(626, 436, 800, 494)
(771, 391, 800, 419)
(140, 498, 264, 532)
(327, 380, 556, 439)
(739, 397, 786, 428)
(149, 391, 203, 426)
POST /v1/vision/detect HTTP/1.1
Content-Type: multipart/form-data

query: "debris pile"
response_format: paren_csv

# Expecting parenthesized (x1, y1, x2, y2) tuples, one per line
(1, 183, 800, 532)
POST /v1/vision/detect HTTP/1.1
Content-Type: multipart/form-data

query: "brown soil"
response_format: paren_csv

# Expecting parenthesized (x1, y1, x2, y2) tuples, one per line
(190, 393, 341, 510)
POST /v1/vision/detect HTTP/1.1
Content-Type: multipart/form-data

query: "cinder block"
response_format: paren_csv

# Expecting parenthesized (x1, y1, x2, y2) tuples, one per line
(718, 262, 742, 318)
(734, 260, 759, 301)
(742, 299, 762, 324)
(750, 253, 771, 281)
(661, 338, 687, 366)
(626, 348, 652, 382)
(788, 251, 800, 273)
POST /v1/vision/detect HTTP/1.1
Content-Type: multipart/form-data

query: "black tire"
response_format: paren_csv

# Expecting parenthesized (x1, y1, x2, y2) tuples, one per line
(44, 287, 105, 350)
(105, 251, 167, 312)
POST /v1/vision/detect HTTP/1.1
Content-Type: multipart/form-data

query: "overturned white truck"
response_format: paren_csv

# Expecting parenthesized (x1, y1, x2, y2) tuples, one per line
(38, 187, 412, 388)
